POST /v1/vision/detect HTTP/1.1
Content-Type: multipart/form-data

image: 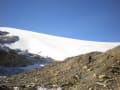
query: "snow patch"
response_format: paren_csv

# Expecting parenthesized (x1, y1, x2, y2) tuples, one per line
(0, 27, 120, 61)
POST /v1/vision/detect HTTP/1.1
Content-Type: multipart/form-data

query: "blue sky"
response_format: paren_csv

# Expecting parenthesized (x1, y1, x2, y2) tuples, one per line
(0, 0, 120, 42)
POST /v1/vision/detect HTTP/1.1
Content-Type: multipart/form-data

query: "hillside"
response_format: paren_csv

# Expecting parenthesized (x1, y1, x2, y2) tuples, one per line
(0, 45, 120, 90)
(0, 45, 32, 67)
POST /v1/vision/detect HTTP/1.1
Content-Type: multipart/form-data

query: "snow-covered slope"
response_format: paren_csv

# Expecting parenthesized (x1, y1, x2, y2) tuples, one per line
(0, 27, 120, 60)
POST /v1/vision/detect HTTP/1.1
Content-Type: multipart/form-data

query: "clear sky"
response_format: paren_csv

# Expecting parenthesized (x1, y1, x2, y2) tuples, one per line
(0, 0, 120, 42)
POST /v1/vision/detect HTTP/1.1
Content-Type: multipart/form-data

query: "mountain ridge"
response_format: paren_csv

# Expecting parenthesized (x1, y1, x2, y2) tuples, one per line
(0, 27, 120, 60)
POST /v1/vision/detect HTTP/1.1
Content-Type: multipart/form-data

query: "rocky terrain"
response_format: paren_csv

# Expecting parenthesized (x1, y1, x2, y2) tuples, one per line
(0, 45, 32, 67)
(0, 45, 119, 90)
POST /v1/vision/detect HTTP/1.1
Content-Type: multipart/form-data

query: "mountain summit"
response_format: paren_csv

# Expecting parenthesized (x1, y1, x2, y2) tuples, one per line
(0, 27, 120, 60)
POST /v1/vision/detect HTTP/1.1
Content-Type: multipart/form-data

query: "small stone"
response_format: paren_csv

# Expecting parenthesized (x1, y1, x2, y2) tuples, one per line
(96, 82, 107, 87)
(57, 87, 62, 90)
(26, 83, 35, 87)
(93, 73, 97, 78)
(13, 87, 19, 90)
(83, 66, 87, 69)
(87, 68, 93, 71)
(98, 74, 106, 79)
(52, 84, 57, 87)
(88, 87, 93, 90)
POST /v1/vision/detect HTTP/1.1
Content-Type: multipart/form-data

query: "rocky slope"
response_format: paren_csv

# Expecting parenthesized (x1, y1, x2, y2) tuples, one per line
(0, 45, 120, 90)
(0, 45, 33, 67)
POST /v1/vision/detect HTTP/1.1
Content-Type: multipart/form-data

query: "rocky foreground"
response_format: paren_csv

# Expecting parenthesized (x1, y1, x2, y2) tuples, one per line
(0, 46, 120, 90)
